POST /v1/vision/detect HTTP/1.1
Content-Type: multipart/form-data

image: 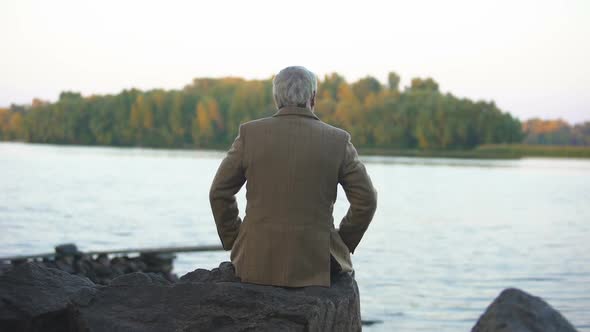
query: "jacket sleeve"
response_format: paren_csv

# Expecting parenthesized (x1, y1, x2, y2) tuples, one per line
(209, 125, 247, 250)
(337, 133, 377, 254)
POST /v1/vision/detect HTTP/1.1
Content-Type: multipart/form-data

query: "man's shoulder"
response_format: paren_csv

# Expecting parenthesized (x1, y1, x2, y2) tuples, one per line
(240, 117, 350, 141)
(317, 121, 350, 140)
(240, 117, 272, 129)
(238, 117, 272, 136)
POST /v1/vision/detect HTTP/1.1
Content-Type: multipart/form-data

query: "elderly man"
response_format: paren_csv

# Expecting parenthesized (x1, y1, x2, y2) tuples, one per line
(209, 66, 377, 287)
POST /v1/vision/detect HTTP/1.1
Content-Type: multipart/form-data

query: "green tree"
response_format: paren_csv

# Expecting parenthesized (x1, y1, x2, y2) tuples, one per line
(0, 72, 528, 151)
(387, 72, 400, 91)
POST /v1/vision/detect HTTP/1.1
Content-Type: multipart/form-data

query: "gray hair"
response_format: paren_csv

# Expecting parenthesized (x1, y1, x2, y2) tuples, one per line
(272, 66, 317, 109)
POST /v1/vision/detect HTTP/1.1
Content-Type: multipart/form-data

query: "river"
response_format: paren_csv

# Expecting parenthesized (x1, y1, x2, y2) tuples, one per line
(1, 142, 589, 331)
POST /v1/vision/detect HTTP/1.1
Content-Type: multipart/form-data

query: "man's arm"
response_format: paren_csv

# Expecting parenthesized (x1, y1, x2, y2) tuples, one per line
(209, 125, 246, 250)
(338, 133, 377, 254)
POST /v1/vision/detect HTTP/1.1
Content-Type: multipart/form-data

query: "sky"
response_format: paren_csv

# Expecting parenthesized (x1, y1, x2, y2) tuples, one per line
(1, 0, 589, 123)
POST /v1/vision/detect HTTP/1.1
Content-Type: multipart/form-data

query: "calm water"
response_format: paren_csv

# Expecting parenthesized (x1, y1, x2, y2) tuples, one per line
(1, 142, 589, 331)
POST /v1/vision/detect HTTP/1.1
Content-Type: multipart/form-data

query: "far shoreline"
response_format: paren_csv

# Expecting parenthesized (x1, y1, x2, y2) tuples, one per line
(2, 141, 590, 160)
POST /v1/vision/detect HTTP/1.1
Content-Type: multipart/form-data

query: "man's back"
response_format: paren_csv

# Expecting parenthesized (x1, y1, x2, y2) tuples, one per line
(210, 66, 376, 287)
(210, 106, 377, 287)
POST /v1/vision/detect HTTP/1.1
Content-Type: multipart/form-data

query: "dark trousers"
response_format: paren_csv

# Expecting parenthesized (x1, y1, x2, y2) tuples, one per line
(330, 255, 342, 275)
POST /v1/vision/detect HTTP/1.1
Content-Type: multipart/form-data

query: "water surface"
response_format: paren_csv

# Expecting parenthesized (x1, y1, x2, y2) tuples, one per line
(1, 142, 589, 331)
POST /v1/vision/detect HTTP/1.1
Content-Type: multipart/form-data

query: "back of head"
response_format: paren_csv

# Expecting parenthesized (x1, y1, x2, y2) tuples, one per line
(272, 66, 317, 110)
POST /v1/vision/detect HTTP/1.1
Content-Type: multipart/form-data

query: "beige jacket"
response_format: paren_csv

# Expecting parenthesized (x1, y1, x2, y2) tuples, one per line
(209, 106, 377, 287)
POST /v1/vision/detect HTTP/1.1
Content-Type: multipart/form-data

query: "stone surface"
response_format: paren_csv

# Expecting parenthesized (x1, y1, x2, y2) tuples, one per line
(110, 272, 171, 286)
(471, 288, 578, 332)
(3, 263, 581, 332)
(179, 261, 239, 283)
(0, 261, 361, 332)
(0, 262, 96, 332)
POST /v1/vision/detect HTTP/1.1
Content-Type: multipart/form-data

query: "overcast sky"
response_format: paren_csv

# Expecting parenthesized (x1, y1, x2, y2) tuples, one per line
(1, 0, 589, 123)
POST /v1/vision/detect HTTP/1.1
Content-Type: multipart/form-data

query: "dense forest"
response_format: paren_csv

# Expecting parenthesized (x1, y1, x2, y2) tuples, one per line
(0, 72, 530, 150)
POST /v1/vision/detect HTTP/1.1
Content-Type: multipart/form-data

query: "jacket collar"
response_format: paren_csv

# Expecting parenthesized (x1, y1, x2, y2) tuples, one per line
(272, 106, 320, 120)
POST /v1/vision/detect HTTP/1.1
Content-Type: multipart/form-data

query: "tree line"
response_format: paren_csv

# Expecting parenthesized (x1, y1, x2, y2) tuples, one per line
(522, 119, 590, 146)
(0, 72, 525, 150)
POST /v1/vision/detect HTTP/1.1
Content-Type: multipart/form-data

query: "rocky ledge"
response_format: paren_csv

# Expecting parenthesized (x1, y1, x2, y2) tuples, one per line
(0, 262, 361, 332)
(0, 262, 579, 332)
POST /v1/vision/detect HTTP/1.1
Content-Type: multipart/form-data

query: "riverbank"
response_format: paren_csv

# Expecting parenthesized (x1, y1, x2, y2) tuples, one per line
(4, 140, 590, 159)
(358, 144, 590, 159)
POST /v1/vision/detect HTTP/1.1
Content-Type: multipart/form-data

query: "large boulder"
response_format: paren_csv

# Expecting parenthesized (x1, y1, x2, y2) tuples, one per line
(0, 262, 96, 332)
(472, 288, 578, 332)
(0, 261, 361, 332)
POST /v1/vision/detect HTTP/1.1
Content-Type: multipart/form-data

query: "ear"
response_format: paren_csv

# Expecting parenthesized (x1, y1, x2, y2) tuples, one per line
(310, 91, 316, 109)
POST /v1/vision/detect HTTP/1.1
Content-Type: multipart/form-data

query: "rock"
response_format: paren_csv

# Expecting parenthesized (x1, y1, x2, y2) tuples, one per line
(472, 288, 578, 332)
(0, 261, 11, 276)
(179, 261, 239, 283)
(0, 262, 96, 332)
(91, 261, 113, 278)
(96, 254, 110, 267)
(55, 243, 80, 257)
(140, 252, 175, 274)
(4, 251, 178, 285)
(56, 258, 76, 274)
(110, 272, 171, 286)
(0, 261, 361, 332)
(75, 262, 361, 332)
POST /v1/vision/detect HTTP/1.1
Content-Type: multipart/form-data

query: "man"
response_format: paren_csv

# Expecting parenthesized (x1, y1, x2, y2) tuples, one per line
(209, 66, 377, 287)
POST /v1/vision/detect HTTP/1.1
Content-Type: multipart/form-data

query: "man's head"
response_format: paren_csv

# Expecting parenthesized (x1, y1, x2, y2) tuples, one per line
(272, 66, 317, 111)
